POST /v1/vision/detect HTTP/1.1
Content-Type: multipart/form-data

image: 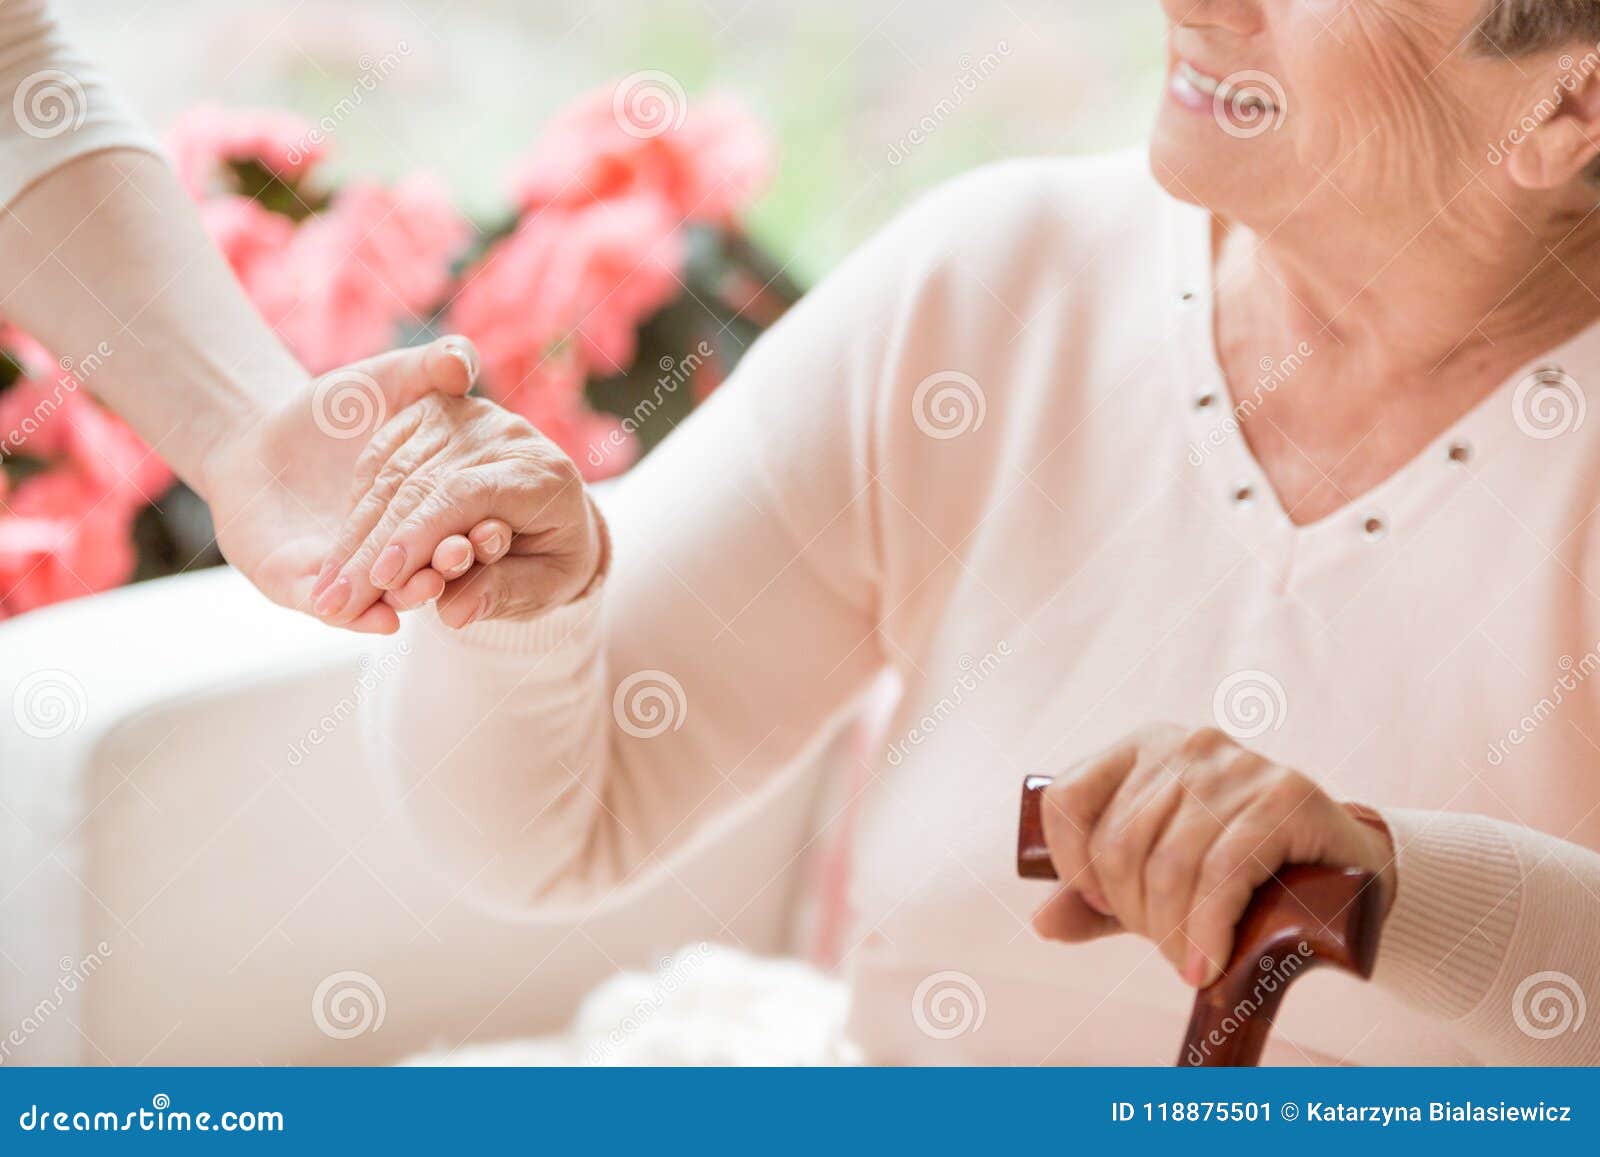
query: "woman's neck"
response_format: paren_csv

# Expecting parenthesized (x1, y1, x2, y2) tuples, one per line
(1209, 182, 1600, 525)
(1219, 184, 1600, 389)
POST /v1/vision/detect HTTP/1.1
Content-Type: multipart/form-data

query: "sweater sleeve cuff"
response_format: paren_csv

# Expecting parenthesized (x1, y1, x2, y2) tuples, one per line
(437, 581, 603, 654)
(1371, 807, 1525, 1022)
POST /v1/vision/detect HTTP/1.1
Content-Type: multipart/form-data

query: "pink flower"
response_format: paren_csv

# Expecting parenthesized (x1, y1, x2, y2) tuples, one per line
(673, 95, 776, 224)
(0, 468, 139, 614)
(508, 86, 772, 226)
(0, 375, 173, 507)
(59, 397, 174, 507)
(450, 195, 684, 408)
(0, 332, 171, 614)
(535, 403, 639, 483)
(166, 105, 326, 198)
(0, 324, 57, 381)
(0, 376, 71, 460)
(254, 175, 470, 372)
(197, 195, 296, 293)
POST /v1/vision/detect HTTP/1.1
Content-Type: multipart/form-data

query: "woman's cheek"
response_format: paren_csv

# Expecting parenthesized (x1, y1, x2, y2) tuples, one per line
(1285, 11, 1480, 205)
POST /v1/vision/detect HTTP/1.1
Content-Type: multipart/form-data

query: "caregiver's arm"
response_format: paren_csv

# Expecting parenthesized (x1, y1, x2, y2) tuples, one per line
(0, 1, 472, 628)
(361, 195, 932, 914)
(0, 0, 281, 475)
(0, 147, 306, 487)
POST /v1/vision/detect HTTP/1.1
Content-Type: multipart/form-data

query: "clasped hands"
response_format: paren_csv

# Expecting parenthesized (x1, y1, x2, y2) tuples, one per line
(202, 334, 605, 635)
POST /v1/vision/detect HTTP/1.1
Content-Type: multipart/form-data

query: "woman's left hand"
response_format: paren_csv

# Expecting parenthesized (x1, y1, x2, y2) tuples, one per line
(1030, 723, 1396, 988)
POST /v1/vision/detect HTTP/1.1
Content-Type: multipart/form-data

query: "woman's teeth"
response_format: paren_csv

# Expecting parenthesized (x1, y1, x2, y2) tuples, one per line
(1175, 61, 1277, 112)
(1176, 61, 1220, 96)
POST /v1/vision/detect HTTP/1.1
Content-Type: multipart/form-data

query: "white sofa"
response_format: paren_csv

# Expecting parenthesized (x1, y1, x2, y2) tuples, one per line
(0, 568, 837, 1065)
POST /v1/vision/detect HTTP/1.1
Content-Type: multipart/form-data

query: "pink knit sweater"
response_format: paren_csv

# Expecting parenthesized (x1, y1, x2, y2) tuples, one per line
(373, 151, 1600, 1065)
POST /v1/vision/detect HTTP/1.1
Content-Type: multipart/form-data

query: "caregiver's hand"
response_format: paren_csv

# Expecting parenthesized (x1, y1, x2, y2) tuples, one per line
(313, 392, 605, 630)
(1030, 723, 1396, 988)
(198, 337, 478, 634)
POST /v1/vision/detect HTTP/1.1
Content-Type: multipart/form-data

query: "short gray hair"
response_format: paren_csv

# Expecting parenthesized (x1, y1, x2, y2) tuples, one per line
(1476, 1, 1600, 53)
(1475, 2, 1600, 180)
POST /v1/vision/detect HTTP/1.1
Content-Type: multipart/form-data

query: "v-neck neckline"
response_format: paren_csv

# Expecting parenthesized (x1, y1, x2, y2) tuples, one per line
(1164, 194, 1600, 584)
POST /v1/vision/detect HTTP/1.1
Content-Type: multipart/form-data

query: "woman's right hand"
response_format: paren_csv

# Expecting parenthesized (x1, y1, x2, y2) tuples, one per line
(312, 392, 607, 629)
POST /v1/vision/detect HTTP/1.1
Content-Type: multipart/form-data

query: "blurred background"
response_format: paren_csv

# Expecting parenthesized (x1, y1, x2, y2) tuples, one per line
(59, 0, 1163, 283)
(0, 0, 1169, 614)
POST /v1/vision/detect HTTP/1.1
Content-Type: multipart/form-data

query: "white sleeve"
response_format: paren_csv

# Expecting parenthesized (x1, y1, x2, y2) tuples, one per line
(0, 0, 156, 209)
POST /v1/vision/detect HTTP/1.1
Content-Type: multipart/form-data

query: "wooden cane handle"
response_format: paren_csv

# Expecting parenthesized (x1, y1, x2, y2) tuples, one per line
(1017, 774, 1385, 1066)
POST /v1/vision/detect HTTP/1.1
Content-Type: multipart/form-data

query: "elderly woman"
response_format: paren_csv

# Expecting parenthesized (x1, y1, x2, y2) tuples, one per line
(324, 0, 1600, 1064)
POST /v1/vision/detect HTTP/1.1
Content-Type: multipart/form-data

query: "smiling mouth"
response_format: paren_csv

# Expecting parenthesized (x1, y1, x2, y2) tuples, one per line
(1173, 60, 1280, 114)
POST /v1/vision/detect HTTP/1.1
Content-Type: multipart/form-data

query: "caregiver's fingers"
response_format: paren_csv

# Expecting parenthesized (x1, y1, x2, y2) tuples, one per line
(346, 334, 479, 413)
(344, 600, 400, 635)
(386, 567, 447, 611)
(314, 472, 435, 625)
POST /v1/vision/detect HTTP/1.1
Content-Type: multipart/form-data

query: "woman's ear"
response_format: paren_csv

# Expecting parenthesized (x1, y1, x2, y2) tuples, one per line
(1505, 54, 1600, 190)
